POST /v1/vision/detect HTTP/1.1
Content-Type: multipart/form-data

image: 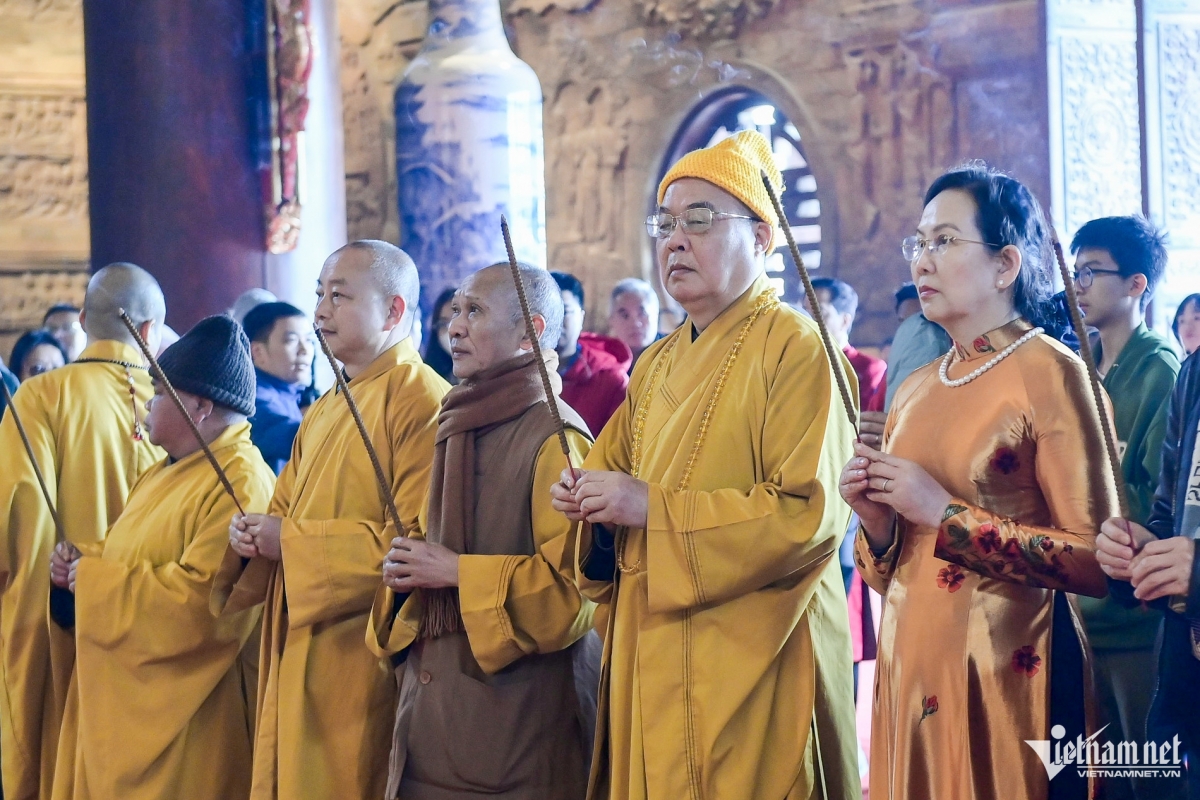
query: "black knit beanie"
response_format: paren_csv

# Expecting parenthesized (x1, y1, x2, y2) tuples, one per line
(157, 315, 256, 416)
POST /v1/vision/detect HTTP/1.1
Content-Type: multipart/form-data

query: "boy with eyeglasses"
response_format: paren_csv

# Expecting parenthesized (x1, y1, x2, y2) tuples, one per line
(1073, 215, 1178, 800)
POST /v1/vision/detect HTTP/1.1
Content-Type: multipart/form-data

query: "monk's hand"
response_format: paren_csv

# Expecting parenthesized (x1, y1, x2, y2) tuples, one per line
(50, 542, 80, 590)
(859, 410, 887, 449)
(570, 470, 649, 528)
(551, 468, 587, 521)
(839, 444, 897, 550)
(67, 556, 80, 594)
(382, 538, 459, 591)
(1129, 537, 1196, 601)
(1096, 518, 1153, 581)
(241, 514, 283, 562)
(858, 443, 952, 529)
(229, 513, 259, 559)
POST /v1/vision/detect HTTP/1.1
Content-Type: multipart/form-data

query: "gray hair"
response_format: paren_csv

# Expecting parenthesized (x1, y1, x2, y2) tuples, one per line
(610, 278, 660, 314)
(479, 263, 564, 350)
(83, 262, 167, 342)
(227, 288, 278, 324)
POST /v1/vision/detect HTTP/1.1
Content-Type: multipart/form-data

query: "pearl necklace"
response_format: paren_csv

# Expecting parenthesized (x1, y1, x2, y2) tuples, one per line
(939, 327, 1043, 387)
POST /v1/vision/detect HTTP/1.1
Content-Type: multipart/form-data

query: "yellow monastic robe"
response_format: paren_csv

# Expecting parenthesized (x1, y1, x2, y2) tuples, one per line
(212, 340, 447, 800)
(0, 341, 163, 800)
(855, 319, 1116, 800)
(52, 422, 274, 800)
(575, 275, 860, 800)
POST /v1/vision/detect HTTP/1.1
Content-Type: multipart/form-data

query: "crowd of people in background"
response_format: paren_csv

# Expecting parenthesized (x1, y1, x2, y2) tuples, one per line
(11, 236, 1193, 441)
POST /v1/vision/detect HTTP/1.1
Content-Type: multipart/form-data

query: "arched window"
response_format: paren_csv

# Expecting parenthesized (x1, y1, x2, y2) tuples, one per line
(658, 87, 822, 304)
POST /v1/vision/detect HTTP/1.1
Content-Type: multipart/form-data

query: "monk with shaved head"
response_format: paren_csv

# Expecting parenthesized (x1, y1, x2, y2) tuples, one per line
(215, 240, 448, 800)
(368, 262, 596, 799)
(0, 262, 167, 799)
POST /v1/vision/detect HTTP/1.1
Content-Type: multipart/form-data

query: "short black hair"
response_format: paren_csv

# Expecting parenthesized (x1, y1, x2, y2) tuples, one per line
(42, 304, 80, 324)
(1172, 294, 1200, 346)
(241, 302, 307, 344)
(894, 282, 919, 310)
(1070, 216, 1167, 309)
(811, 277, 858, 316)
(551, 271, 585, 308)
(923, 162, 1053, 326)
(431, 286, 456, 319)
(10, 329, 68, 378)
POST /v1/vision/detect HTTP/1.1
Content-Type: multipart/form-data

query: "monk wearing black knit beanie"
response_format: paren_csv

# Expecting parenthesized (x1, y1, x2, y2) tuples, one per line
(157, 314, 257, 417)
(47, 312, 274, 800)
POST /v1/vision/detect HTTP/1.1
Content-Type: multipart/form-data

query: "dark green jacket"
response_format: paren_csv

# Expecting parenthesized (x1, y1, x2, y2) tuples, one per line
(1080, 324, 1180, 650)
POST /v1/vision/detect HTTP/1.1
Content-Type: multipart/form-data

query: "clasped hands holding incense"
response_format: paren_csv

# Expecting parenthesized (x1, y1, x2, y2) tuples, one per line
(383, 537, 459, 591)
(550, 469, 649, 529)
(50, 542, 82, 593)
(229, 513, 283, 561)
(839, 441, 953, 551)
(1097, 520, 1194, 602)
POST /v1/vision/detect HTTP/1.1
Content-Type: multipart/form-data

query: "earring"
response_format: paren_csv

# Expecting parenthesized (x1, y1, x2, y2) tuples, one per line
(997, 280, 1005, 288)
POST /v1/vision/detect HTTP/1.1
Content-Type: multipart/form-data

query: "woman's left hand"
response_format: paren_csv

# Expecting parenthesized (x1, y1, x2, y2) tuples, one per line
(856, 442, 954, 529)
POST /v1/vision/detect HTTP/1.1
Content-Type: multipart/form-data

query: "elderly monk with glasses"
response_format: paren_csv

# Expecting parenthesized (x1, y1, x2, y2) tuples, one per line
(551, 130, 860, 800)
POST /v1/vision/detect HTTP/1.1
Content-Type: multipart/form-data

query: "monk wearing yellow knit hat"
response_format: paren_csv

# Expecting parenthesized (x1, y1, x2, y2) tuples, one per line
(551, 129, 860, 799)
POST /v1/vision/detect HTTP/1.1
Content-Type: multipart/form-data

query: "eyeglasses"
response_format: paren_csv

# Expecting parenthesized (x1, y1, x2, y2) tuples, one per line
(901, 234, 1002, 262)
(646, 208, 756, 239)
(1071, 266, 1124, 289)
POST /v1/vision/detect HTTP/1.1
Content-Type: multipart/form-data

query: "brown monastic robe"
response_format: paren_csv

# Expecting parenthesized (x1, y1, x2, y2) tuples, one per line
(368, 354, 595, 799)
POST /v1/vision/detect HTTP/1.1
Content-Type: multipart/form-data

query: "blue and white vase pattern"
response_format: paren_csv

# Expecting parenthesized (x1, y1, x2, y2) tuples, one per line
(395, 0, 547, 313)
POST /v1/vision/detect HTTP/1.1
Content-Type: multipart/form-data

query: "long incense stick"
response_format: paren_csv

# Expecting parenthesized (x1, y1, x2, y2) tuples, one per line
(0, 379, 65, 544)
(117, 310, 245, 515)
(1050, 234, 1129, 517)
(500, 215, 577, 472)
(313, 327, 403, 531)
(761, 172, 860, 438)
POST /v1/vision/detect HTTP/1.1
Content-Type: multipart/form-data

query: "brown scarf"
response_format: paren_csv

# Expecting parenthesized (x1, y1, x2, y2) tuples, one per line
(420, 352, 550, 639)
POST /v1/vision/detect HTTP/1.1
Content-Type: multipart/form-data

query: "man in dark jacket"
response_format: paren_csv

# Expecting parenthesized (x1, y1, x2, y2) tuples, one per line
(551, 271, 630, 436)
(242, 302, 314, 474)
(1098, 351, 1200, 799)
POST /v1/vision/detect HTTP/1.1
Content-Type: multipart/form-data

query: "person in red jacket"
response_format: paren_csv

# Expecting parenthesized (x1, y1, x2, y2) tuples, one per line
(805, 276, 886, 705)
(552, 271, 631, 437)
(808, 277, 886, 412)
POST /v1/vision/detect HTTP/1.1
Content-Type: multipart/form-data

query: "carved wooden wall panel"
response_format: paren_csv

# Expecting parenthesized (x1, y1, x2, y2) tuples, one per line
(1143, 0, 1200, 321)
(0, 86, 89, 265)
(1046, 0, 1143, 240)
(508, 0, 1050, 344)
(0, 0, 90, 355)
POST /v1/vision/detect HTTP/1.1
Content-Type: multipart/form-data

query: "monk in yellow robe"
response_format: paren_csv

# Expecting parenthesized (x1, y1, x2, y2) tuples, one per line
(50, 314, 274, 800)
(0, 263, 166, 800)
(550, 130, 860, 799)
(214, 240, 448, 800)
(367, 263, 596, 799)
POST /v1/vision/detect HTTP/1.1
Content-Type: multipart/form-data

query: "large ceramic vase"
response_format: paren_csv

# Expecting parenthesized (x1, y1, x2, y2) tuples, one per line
(395, 0, 547, 311)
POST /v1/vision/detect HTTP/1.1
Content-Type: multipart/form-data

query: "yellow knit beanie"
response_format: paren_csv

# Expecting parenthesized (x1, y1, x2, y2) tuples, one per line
(657, 129, 783, 251)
